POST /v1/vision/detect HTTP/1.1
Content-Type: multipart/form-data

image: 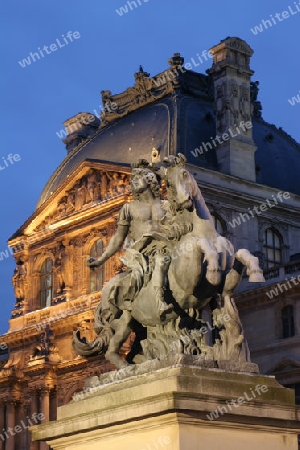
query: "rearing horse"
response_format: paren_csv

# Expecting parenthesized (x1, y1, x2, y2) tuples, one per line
(161, 153, 265, 297)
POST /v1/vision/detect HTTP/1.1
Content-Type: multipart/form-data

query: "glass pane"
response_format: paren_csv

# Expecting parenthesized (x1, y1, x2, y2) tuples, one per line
(90, 244, 96, 258)
(45, 275, 52, 288)
(282, 306, 295, 338)
(96, 270, 103, 291)
(91, 239, 103, 258)
(45, 289, 52, 307)
(266, 230, 272, 246)
(41, 291, 46, 309)
(216, 220, 222, 235)
(41, 259, 53, 308)
(46, 259, 52, 273)
(267, 248, 274, 261)
(275, 249, 281, 263)
(274, 234, 280, 248)
(96, 240, 103, 255)
(41, 262, 46, 275)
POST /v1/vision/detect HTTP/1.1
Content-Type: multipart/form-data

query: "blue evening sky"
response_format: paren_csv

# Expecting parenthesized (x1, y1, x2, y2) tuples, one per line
(0, 0, 299, 334)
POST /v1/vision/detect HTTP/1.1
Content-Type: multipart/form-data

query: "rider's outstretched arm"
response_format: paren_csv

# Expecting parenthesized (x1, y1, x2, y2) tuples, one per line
(88, 204, 132, 267)
(88, 224, 129, 267)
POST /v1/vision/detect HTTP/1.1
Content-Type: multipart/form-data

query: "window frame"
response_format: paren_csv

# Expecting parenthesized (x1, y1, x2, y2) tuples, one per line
(282, 305, 295, 339)
(263, 228, 283, 269)
(211, 213, 225, 236)
(40, 258, 53, 309)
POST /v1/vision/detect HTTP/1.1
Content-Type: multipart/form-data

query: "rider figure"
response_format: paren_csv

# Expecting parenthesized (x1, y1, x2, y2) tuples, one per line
(87, 163, 173, 318)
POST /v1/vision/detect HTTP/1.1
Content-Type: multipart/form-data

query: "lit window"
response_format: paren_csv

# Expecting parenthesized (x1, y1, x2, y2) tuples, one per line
(212, 214, 225, 236)
(40, 258, 53, 308)
(282, 305, 295, 339)
(90, 240, 104, 293)
(263, 228, 282, 269)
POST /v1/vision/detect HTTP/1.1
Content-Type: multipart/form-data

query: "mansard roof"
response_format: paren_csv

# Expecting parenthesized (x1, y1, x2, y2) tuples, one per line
(36, 44, 300, 208)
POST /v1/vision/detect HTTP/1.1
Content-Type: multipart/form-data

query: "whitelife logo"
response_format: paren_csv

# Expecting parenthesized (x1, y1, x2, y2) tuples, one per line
(250, 2, 300, 35)
(206, 384, 268, 421)
(288, 90, 300, 106)
(18, 31, 81, 68)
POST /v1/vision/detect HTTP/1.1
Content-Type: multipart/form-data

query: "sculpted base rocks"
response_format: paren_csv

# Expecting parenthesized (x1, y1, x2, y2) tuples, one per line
(73, 155, 264, 371)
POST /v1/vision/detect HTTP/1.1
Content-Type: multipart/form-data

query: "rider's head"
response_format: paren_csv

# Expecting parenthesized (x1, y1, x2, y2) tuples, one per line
(130, 168, 160, 200)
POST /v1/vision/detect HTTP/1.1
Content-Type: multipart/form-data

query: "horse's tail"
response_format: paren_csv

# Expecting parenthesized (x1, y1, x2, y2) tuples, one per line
(72, 325, 114, 356)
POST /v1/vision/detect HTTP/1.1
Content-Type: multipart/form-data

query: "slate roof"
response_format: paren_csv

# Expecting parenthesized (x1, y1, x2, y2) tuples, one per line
(37, 58, 300, 207)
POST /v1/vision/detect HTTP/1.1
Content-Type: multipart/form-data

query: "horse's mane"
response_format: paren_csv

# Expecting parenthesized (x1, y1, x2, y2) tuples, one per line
(163, 154, 214, 225)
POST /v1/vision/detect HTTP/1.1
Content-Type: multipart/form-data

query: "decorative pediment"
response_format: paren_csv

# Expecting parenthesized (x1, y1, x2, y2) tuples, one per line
(224, 38, 253, 56)
(8, 161, 131, 244)
(31, 167, 130, 234)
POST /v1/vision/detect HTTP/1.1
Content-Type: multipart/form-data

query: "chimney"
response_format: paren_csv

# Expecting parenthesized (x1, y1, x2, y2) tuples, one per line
(208, 37, 257, 181)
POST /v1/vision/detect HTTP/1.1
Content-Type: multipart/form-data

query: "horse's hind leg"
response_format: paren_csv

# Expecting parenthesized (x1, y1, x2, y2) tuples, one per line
(222, 259, 245, 297)
(105, 310, 132, 369)
(235, 249, 265, 282)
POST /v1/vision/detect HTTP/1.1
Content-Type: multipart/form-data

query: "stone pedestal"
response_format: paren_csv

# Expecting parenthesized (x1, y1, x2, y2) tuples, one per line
(31, 357, 300, 450)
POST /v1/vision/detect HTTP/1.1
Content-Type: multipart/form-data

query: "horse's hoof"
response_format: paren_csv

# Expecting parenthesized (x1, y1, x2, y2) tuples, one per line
(249, 271, 265, 282)
(206, 270, 221, 286)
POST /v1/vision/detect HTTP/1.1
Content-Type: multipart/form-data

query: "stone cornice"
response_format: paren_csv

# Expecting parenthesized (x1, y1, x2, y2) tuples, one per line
(4, 293, 100, 337)
(189, 163, 300, 215)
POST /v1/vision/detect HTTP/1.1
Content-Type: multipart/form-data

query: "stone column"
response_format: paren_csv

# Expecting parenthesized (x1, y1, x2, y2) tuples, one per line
(0, 403, 5, 450)
(19, 401, 30, 450)
(5, 402, 15, 450)
(40, 390, 50, 423)
(30, 391, 39, 450)
(50, 391, 57, 422)
(14, 402, 22, 450)
(39, 390, 50, 450)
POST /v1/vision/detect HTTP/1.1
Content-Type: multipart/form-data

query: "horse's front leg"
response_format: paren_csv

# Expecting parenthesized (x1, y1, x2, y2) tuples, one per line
(235, 249, 265, 282)
(196, 238, 221, 286)
(105, 310, 132, 369)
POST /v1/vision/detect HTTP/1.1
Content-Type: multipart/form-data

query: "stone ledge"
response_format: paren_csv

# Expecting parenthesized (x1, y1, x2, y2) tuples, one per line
(31, 358, 299, 446)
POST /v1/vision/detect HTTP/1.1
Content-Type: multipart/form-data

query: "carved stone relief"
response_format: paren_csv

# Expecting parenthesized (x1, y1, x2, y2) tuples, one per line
(34, 170, 130, 232)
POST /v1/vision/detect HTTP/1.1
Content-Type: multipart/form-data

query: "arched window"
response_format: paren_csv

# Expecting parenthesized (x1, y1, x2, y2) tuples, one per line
(282, 305, 295, 338)
(263, 228, 283, 269)
(40, 258, 53, 308)
(211, 214, 225, 236)
(90, 239, 104, 293)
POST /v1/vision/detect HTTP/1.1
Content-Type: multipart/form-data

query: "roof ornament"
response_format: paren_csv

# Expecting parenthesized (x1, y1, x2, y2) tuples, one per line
(168, 52, 184, 69)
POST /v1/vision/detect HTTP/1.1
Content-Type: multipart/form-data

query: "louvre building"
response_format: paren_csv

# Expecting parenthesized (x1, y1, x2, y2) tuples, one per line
(0, 36, 300, 449)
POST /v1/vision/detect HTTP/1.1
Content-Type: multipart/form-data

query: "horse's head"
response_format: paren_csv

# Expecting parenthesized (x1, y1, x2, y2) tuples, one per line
(161, 154, 196, 213)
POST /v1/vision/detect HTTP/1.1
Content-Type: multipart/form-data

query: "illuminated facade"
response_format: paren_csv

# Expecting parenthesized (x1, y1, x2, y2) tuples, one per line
(1, 37, 300, 449)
